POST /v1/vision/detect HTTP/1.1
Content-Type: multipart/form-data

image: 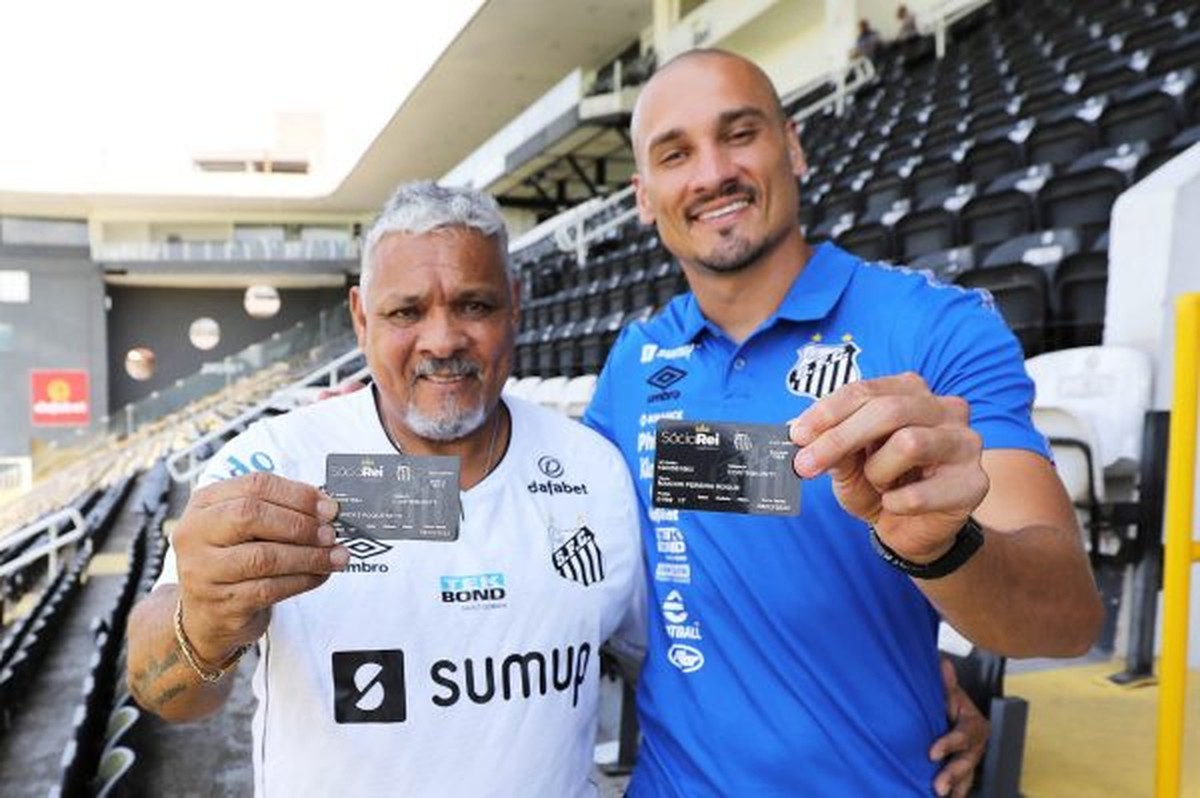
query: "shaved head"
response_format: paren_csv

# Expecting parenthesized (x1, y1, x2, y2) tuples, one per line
(631, 49, 787, 168)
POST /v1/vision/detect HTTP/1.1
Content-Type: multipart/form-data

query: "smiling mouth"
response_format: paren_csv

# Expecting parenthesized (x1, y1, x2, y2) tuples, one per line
(691, 197, 752, 225)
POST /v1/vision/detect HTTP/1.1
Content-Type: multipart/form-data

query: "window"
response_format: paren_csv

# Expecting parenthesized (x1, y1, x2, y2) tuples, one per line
(0, 271, 30, 303)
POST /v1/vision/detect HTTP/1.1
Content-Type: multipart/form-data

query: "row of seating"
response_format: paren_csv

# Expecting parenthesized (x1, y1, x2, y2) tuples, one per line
(0, 477, 134, 728)
(54, 471, 169, 797)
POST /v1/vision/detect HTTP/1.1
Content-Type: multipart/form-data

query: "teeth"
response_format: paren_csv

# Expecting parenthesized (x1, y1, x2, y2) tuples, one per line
(698, 199, 749, 221)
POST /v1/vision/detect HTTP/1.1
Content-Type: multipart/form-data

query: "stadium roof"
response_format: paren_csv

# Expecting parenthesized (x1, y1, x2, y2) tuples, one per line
(0, 0, 648, 216)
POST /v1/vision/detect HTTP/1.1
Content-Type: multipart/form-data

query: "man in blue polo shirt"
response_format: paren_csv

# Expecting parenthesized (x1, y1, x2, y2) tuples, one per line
(584, 49, 1103, 796)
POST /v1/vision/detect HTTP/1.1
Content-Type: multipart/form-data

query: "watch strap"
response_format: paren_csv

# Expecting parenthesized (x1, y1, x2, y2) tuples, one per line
(869, 516, 984, 580)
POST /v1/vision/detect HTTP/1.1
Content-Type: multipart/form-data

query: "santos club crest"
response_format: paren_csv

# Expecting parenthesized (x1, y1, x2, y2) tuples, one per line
(786, 335, 862, 399)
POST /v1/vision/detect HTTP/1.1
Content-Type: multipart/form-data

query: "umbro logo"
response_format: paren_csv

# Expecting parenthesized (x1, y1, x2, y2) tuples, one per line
(647, 365, 687, 390)
(338, 536, 392, 574)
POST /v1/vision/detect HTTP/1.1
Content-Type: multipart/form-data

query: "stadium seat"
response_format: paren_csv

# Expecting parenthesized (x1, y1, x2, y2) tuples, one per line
(649, 261, 686, 308)
(93, 746, 136, 798)
(1145, 30, 1200, 78)
(958, 164, 1050, 253)
(957, 263, 1050, 354)
(553, 321, 581, 378)
(893, 184, 976, 260)
(1025, 346, 1153, 479)
(1055, 233, 1110, 348)
(1038, 163, 1127, 244)
(910, 146, 965, 198)
(509, 376, 543, 401)
(563, 375, 598, 419)
(1133, 124, 1200, 180)
(1026, 99, 1105, 166)
(962, 122, 1029, 185)
(530, 376, 571, 414)
(909, 244, 979, 283)
(1098, 69, 1196, 147)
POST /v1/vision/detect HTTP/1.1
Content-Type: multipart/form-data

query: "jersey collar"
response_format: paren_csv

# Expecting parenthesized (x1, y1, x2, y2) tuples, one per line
(676, 241, 855, 342)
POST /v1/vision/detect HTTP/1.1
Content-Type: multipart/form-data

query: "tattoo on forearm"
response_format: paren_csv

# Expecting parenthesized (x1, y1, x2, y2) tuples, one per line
(154, 683, 188, 707)
(132, 648, 194, 709)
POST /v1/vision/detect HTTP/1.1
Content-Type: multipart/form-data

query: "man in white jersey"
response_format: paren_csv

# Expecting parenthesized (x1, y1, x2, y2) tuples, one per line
(126, 182, 645, 797)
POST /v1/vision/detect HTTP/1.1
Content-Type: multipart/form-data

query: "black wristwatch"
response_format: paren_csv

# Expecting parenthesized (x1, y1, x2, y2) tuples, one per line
(869, 517, 984, 580)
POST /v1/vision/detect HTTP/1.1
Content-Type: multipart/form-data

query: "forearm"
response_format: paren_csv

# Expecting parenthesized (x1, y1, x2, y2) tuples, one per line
(126, 585, 237, 722)
(919, 521, 1103, 657)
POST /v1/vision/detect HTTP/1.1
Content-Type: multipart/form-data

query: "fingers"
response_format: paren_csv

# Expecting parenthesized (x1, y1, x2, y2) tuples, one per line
(191, 471, 339, 522)
(790, 375, 956, 479)
(214, 541, 350, 584)
(932, 753, 978, 798)
(184, 473, 339, 548)
(862, 426, 978, 490)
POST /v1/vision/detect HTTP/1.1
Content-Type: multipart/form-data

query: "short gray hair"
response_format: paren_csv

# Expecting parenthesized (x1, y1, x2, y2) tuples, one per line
(359, 181, 512, 300)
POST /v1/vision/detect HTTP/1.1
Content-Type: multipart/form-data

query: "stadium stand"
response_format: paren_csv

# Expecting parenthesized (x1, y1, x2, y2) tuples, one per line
(2, 0, 1198, 794)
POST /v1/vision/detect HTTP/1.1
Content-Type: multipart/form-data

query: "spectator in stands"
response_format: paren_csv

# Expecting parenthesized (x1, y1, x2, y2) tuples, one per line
(124, 181, 647, 796)
(850, 18, 883, 62)
(125, 181, 989, 796)
(897, 4, 919, 40)
(583, 48, 1103, 796)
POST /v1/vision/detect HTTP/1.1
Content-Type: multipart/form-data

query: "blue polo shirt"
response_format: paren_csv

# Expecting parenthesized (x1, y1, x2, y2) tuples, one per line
(584, 242, 1048, 796)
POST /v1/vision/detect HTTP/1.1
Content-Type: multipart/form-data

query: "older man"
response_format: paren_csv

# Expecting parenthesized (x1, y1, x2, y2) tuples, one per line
(126, 182, 645, 797)
(583, 49, 1103, 796)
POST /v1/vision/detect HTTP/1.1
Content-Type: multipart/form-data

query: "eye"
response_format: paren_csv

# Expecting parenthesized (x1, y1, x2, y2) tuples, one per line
(658, 148, 686, 167)
(386, 306, 420, 323)
(460, 301, 495, 318)
(728, 126, 757, 144)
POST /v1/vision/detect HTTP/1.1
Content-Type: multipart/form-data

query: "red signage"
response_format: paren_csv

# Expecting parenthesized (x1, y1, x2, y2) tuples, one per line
(31, 370, 90, 426)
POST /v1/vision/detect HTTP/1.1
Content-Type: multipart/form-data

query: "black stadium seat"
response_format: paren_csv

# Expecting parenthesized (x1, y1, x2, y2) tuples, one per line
(894, 184, 976, 260)
(1099, 69, 1197, 147)
(1135, 125, 1200, 180)
(962, 122, 1029, 186)
(1027, 96, 1108, 166)
(1055, 232, 1110, 348)
(957, 263, 1051, 354)
(1038, 164, 1127, 244)
(959, 164, 1051, 254)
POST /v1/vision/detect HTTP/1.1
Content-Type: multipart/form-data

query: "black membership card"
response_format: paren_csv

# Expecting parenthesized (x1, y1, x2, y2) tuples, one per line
(325, 453, 460, 541)
(653, 420, 801, 516)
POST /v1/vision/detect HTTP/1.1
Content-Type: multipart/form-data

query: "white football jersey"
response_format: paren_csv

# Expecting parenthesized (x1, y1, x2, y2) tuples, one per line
(158, 388, 645, 797)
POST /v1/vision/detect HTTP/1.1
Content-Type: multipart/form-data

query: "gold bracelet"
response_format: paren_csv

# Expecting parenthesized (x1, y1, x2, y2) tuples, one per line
(173, 597, 248, 683)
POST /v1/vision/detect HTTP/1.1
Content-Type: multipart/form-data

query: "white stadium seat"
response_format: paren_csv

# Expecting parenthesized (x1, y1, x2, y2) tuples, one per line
(530, 375, 570, 414)
(507, 376, 543, 400)
(563, 374, 598, 419)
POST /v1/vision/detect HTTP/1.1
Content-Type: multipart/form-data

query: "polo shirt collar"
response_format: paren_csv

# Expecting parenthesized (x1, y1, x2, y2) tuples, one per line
(675, 242, 856, 342)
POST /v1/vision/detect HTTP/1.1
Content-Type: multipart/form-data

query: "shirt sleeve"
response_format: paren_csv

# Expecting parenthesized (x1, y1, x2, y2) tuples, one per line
(913, 284, 1050, 458)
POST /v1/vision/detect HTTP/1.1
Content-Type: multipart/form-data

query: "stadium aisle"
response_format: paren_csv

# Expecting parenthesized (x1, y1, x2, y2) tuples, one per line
(0, 476, 142, 795)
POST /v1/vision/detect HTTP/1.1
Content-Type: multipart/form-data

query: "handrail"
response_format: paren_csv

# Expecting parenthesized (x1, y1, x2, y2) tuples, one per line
(1155, 292, 1200, 797)
(791, 57, 877, 124)
(0, 507, 87, 580)
(554, 184, 639, 265)
(927, 0, 995, 58)
(166, 347, 366, 485)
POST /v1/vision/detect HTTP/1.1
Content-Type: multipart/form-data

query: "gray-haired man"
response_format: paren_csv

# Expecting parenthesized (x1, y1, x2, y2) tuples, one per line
(127, 181, 646, 797)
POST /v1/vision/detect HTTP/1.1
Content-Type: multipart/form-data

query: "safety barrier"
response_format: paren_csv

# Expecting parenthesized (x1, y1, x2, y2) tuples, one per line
(1155, 292, 1200, 797)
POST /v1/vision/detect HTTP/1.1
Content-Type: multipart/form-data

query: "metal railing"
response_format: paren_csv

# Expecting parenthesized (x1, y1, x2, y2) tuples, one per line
(0, 507, 87, 582)
(790, 56, 877, 123)
(1155, 292, 1200, 797)
(166, 347, 369, 485)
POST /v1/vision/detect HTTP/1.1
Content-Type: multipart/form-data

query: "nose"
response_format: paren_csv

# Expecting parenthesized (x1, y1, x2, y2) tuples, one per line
(417, 308, 469, 359)
(690, 142, 739, 196)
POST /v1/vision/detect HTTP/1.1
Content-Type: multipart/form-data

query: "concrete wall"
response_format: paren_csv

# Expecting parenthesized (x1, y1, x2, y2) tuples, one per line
(0, 246, 107, 458)
(105, 285, 347, 408)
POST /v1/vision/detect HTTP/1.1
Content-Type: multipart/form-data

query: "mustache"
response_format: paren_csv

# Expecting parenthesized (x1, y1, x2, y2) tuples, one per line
(686, 180, 756, 221)
(413, 357, 481, 380)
